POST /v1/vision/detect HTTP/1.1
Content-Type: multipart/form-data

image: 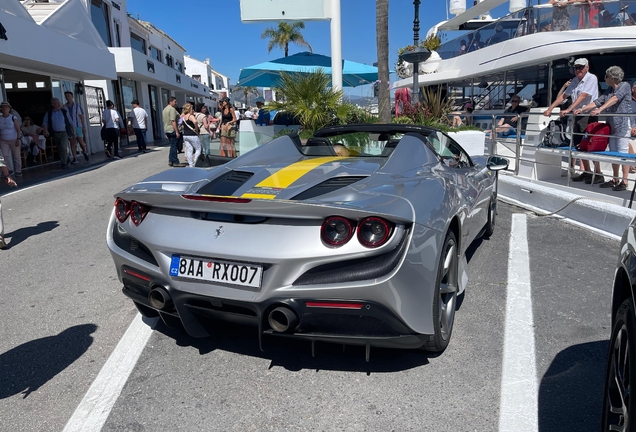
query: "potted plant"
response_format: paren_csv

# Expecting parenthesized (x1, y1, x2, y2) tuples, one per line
(419, 34, 442, 74)
(396, 34, 444, 78)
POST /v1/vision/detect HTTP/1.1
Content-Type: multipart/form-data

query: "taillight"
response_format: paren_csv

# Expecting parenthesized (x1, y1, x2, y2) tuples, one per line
(321, 216, 354, 247)
(357, 217, 393, 248)
(114, 198, 130, 223)
(130, 201, 150, 226)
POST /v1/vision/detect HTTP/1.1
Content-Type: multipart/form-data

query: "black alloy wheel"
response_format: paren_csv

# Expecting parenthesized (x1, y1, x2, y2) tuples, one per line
(422, 230, 458, 352)
(602, 298, 636, 432)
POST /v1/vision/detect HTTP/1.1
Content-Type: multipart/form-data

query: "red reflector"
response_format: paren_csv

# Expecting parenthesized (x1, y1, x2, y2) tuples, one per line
(305, 301, 364, 310)
(182, 194, 251, 203)
(123, 269, 151, 282)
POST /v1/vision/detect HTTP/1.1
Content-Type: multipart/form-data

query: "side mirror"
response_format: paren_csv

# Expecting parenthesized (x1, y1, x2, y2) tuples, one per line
(487, 156, 509, 171)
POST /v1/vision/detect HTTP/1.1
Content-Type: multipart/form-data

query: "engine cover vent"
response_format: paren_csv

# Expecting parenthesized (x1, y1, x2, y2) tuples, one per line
(291, 176, 366, 201)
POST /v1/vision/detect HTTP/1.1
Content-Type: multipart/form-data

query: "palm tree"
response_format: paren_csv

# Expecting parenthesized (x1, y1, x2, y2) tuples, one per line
(232, 86, 260, 106)
(376, 0, 390, 123)
(261, 22, 313, 57)
(269, 70, 342, 133)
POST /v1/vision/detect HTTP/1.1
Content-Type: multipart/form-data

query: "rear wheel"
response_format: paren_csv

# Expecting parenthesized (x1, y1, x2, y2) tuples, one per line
(422, 230, 458, 353)
(602, 298, 636, 431)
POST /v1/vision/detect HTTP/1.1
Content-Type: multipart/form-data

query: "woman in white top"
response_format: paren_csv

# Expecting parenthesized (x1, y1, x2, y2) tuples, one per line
(102, 100, 124, 159)
(0, 101, 22, 176)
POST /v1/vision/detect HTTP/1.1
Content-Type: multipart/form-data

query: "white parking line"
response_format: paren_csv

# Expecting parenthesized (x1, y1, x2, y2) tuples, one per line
(63, 314, 157, 432)
(499, 213, 538, 432)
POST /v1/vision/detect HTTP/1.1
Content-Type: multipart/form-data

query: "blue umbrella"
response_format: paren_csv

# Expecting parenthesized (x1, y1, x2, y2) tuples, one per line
(237, 52, 382, 88)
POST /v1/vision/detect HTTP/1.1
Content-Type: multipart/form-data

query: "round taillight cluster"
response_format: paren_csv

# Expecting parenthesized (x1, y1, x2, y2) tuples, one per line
(321, 216, 354, 246)
(321, 216, 393, 248)
(114, 198, 129, 223)
(357, 217, 392, 248)
(114, 198, 150, 226)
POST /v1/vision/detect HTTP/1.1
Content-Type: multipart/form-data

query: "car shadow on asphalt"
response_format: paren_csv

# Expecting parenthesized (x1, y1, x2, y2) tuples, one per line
(154, 320, 432, 375)
(4, 221, 59, 249)
(0, 324, 97, 399)
(538, 339, 608, 432)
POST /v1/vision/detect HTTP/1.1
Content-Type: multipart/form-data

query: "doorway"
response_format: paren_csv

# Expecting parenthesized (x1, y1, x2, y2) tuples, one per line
(149, 85, 161, 140)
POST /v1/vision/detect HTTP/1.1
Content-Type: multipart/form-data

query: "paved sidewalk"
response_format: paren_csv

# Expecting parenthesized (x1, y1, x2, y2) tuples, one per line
(4, 139, 174, 191)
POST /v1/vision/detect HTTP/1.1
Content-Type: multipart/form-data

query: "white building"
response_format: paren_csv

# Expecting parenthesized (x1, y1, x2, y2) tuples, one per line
(83, 0, 211, 144)
(184, 55, 230, 106)
(0, 0, 117, 153)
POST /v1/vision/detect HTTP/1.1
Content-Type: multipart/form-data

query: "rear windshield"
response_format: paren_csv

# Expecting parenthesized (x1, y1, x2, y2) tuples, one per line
(297, 131, 428, 157)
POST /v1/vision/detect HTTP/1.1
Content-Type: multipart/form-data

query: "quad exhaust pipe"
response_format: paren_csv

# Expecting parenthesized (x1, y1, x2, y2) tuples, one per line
(268, 306, 298, 333)
(148, 286, 173, 310)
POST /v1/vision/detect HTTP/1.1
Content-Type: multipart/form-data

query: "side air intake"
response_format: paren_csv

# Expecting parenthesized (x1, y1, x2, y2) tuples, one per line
(291, 176, 367, 201)
(196, 171, 254, 196)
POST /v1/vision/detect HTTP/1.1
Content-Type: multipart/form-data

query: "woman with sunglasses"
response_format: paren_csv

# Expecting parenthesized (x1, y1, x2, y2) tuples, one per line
(219, 98, 237, 158)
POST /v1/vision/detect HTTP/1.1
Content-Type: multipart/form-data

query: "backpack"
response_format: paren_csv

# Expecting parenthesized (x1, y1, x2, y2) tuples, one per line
(541, 119, 571, 147)
(578, 122, 611, 152)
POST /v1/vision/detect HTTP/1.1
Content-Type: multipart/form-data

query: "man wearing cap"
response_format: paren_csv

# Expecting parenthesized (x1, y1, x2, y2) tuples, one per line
(544, 57, 600, 182)
(254, 98, 270, 126)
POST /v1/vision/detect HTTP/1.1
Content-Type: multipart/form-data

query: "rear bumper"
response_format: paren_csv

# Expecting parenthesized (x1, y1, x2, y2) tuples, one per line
(121, 266, 429, 350)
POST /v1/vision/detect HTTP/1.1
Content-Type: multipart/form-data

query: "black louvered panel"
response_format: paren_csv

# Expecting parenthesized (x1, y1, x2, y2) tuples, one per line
(291, 176, 366, 201)
(196, 171, 254, 196)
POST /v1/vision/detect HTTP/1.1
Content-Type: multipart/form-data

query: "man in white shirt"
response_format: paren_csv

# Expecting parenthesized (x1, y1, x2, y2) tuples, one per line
(64, 91, 89, 163)
(544, 58, 600, 182)
(244, 106, 254, 120)
(128, 100, 149, 153)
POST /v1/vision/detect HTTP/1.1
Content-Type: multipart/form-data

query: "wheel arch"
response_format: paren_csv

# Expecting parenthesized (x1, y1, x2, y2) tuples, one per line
(447, 215, 461, 255)
(612, 264, 635, 323)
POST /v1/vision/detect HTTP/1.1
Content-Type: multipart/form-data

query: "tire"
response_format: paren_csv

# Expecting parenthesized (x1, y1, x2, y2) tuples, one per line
(483, 197, 496, 238)
(422, 230, 459, 352)
(601, 298, 636, 431)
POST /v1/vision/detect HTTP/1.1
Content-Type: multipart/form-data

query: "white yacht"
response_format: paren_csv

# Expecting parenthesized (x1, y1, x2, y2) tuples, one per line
(394, 0, 636, 232)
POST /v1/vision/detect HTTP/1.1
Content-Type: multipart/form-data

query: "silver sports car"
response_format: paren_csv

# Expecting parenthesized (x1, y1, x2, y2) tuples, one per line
(107, 124, 508, 357)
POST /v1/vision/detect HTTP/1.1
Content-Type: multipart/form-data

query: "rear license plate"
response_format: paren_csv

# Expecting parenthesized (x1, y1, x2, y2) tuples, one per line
(169, 255, 263, 289)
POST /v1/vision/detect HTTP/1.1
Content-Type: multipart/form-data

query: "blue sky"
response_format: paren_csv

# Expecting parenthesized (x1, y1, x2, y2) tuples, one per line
(127, 0, 511, 97)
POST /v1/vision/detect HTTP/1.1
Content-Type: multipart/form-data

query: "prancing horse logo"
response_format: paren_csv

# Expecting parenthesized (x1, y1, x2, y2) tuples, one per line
(215, 226, 224, 238)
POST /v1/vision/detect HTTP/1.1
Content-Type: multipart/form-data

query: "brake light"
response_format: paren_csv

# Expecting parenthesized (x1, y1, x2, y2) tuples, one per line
(357, 217, 393, 248)
(114, 198, 130, 223)
(182, 194, 252, 203)
(321, 216, 355, 247)
(123, 268, 151, 282)
(130, 201, 150, 226)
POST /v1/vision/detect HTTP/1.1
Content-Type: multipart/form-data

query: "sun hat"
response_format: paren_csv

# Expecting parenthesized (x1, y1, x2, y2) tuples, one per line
(574, 58, 588, 66)
(0, 101, 11, 109)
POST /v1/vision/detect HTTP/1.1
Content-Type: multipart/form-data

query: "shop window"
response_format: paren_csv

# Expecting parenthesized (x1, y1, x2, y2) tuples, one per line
(149, 46, 162, 63)
(90, 0, 112, 47)
(130, 32, 146, 55)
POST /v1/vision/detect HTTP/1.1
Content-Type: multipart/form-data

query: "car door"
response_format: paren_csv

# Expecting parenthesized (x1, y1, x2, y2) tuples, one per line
(435, 132, 490, 243)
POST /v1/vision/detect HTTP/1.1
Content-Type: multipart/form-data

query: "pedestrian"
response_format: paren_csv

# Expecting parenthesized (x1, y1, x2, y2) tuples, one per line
(64, 91, 89, 163)
(102, 100, 124, 160)
(219, 97, 237, 157)
(194, 103, 211, 156)
(550, 0, 575, 31)
(20, 117, 45, 164)
(162, 96, 185, 167)
(544, 57, 600, 182)
(485, 96, 526, 138)
(575, 66, 633, 191)
(128, 100, 149, 153)
(180, 103, 202, 167)
(41, 98, 75, 170)
(254, 97, 270, 126)
(0, 101, 21, 177)
(0, 152, 18, 249)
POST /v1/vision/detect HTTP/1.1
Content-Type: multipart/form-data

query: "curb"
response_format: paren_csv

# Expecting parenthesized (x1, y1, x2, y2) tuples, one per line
(498, 174, 635, 239)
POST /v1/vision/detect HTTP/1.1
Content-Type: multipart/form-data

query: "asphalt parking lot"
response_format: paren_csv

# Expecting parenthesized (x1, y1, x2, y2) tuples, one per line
(0, 149, 617, 431)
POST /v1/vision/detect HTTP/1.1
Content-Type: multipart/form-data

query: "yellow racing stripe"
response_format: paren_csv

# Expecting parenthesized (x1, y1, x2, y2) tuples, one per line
(256, 157, 345, 188)
(241, 193, 277, 200)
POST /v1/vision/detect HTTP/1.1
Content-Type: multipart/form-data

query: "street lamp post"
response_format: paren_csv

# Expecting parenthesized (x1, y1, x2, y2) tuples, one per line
(400, 0, 431, 104)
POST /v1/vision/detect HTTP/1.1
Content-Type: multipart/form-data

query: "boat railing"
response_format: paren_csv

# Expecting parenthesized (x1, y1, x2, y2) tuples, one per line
(438, 0, 636, 61)
(485, 110, 636, 206)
